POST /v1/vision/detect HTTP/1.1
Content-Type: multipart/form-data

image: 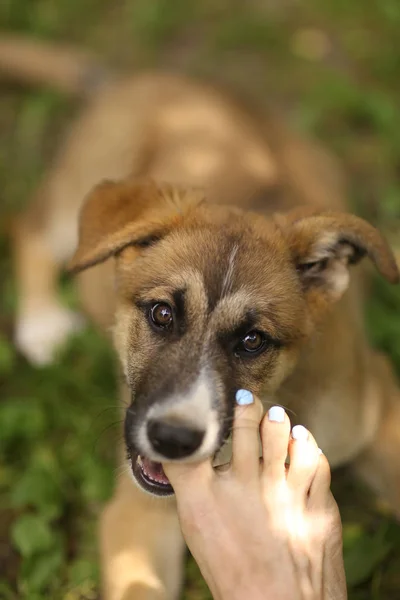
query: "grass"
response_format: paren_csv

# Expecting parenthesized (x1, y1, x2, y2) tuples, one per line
(1, 1, 400, 598)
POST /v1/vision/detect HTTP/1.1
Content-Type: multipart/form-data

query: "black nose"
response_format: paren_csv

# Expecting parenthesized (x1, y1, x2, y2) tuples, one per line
(147, 419, 205, 459)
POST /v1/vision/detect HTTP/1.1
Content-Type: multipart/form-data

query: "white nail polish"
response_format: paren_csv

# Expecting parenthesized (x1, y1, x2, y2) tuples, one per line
(268, 406, 285, 423)
(291, 425, 309, 441)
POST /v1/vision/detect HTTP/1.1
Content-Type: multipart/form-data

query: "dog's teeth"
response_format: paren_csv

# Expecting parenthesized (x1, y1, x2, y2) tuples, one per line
(137, 455, 143, 467)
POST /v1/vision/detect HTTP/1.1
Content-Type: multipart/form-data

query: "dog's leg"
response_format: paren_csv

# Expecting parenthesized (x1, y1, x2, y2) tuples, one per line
(100, 469, 185, 600)
(13, 186, 83, 365)
(352, 351, 400, 517)
(101, 381, 185, 600)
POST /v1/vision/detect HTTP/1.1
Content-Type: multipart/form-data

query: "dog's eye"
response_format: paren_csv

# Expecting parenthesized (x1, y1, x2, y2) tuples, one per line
(150, 303, 174, 330)
(242, 331, 265, 352)
(235, 330, 267, 357)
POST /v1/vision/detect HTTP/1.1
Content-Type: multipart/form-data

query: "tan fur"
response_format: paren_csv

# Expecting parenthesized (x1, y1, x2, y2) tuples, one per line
(7, 38, 400, 599)
(0, 36, 106, 95)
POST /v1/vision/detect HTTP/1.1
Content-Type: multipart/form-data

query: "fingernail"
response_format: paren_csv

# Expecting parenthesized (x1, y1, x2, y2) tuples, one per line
(268, 406, 285, 423)
(291, 425, 309, 441)
(318, 448, 323, 455)
(236, 389, 254, 406)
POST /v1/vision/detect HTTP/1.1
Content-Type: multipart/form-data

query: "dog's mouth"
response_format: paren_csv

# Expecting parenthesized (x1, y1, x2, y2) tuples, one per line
(130, 452, 174, 497)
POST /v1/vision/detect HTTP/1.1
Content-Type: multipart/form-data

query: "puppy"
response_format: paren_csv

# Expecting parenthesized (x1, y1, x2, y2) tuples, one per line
(3, 36, 400, 600)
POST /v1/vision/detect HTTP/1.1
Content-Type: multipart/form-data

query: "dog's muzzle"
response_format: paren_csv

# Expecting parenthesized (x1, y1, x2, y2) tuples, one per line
(128, 419, 207, 497)
(127, 423, 205, 497)
(125, 371, 224, 496)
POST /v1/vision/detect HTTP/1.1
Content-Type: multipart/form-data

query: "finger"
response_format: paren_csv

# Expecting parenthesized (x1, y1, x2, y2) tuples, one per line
(230, 389, 263, 481)
(260, 406, 291, 482)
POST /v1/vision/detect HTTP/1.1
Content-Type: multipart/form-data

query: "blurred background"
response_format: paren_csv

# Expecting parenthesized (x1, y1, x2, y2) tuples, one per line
(1, 1, 400, 598)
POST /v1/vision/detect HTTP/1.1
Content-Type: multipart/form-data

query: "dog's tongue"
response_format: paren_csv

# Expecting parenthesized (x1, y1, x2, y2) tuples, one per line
(141, 457, 170, 485)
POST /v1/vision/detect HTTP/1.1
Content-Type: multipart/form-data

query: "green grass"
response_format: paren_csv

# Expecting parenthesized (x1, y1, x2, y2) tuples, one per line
(1, 1, 400, 598)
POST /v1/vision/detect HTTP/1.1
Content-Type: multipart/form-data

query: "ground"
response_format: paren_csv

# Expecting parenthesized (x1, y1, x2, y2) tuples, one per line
(1, 1, 400, 599)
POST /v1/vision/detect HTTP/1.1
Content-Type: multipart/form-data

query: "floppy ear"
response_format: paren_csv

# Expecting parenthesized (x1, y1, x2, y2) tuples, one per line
(67, 178, 205, 273)
(281, 209, 399, 302)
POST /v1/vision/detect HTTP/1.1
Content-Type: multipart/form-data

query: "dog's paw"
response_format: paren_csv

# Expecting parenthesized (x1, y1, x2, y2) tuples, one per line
(15, 305, 85, 366)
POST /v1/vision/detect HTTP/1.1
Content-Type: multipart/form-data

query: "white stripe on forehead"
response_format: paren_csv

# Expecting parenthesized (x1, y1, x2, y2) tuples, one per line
(168, 263, 257, 323)
(168, 266, 255, 324)
(221, 243, 239, 298)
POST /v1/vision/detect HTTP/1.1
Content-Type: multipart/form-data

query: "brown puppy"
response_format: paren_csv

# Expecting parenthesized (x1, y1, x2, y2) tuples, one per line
(3, 36, 400, 600)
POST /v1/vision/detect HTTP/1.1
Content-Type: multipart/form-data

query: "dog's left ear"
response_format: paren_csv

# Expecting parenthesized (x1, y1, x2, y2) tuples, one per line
(67, 178, 204, 273)
(281, 209, 399, 302)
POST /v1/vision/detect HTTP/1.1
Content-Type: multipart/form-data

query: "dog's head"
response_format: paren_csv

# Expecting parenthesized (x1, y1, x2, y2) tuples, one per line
(69, 178, 399, 496)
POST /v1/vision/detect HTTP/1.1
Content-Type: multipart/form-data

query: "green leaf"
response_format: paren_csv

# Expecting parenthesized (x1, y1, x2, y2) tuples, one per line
(0, 401, 46, 446)
(11, 467, 63, 518)
(20, 547, 63, 593)
(68, 558, 98, 595)
(343, 523, 392, 586)
(11, 514, 55, 558)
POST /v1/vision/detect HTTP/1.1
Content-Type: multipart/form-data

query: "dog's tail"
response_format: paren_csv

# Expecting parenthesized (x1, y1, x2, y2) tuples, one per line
(0, 35, 112, 97)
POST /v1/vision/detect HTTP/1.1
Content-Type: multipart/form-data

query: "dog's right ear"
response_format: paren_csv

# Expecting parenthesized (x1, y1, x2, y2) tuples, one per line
(279, 208, 399, 307)
(67, 178, 205, 273)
